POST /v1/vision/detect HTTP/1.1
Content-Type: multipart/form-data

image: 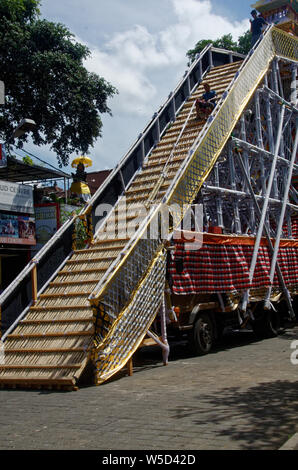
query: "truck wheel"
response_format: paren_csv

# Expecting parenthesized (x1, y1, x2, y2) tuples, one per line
(189, 313, 214, 356)
(252, 306, 280, 338)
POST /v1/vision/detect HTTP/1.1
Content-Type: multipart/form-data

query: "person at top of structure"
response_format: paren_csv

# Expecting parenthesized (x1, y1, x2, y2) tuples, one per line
(250, 9, 268, 48)
(195, 83, 217, 120)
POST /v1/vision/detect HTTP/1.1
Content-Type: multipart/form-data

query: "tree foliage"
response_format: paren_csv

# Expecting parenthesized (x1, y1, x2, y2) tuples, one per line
(187, 32, 252, 64)
(0, 0, 117, 167)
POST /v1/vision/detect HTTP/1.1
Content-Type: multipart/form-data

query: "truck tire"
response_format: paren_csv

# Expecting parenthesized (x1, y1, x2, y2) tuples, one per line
(188, 313, 214, 356)
(252, 306, 280, 338)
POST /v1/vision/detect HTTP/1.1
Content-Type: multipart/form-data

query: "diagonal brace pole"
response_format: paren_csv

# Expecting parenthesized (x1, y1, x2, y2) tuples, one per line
(239, 104, 286, 312)
(233, 141, 295, 319)
(264, 119, 298, 308)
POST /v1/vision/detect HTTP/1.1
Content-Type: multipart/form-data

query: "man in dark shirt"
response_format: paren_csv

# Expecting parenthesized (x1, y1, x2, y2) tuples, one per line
(195, 83, 217, 120)
(250, 10, 267, 47)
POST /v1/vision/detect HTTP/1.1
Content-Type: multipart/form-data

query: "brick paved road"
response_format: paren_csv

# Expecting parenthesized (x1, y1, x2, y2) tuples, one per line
(1, 324, 298, 451)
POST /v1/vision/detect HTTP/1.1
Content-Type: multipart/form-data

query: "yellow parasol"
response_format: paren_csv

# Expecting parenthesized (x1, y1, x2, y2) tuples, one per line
(71, 156, 93, 168)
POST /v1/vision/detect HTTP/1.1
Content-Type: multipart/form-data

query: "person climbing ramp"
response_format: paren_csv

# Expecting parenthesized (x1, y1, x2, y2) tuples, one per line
(195, 83, 217, 121)
(250, 9, 268, 47)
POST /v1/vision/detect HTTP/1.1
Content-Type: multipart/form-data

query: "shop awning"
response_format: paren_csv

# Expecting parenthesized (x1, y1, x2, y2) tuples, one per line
(0, 155, 70, 183)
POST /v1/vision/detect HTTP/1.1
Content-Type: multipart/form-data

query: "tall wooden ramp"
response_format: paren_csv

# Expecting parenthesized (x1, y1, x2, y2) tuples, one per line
(0, 27, 297, 389)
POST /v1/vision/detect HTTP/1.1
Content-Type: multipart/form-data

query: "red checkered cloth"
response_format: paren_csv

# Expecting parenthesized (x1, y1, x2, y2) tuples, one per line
(169, 242, 298, 295)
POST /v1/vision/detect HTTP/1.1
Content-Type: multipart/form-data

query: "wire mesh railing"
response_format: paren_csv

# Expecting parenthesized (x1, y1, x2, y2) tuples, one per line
(88, 26, 298, 382)
(0, 44, 241, 338)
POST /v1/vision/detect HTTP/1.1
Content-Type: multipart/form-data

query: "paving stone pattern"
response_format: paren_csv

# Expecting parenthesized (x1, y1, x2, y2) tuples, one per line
(1, 325, 298, 450)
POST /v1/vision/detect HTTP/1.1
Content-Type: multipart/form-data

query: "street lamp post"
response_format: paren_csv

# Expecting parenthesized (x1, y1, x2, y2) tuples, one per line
(10, 119, 36, 139)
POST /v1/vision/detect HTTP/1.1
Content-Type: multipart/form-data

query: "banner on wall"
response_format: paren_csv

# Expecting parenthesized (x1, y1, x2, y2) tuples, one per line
(0, 179, 34, 213)
(0, 213, 36, 245)
(33, 203, 60, 251)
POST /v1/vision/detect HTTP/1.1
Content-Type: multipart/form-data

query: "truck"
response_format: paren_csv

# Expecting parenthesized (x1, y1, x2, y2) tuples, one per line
(165, 221, 298, 356)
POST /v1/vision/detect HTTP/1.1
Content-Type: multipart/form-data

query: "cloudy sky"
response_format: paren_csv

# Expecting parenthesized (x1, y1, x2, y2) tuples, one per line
(22, 0, 253, 175)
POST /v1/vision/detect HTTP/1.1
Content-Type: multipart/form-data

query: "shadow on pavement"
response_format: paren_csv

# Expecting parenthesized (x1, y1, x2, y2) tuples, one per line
(170, 379, 298, 450)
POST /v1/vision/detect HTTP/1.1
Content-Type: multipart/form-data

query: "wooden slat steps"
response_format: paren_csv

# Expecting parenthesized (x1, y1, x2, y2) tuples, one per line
(4, 348, 90, 353)
(29, 305, 90, 311)
(20, 318, 92, 325)
(0, 60, 243, 390)
(7, 330, 94, 339)
(0, 364, 83, 370)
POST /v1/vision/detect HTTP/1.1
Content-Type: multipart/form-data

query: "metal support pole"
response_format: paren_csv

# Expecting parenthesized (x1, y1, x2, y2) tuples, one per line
(276, 60, 284, 99)
(140, 137, 145, 166)
(228, 144, 241, 234)
(240, 104, 286, 311)
(254, 90, 264, 149)
(208, 48, 213, 68)
(240, 116, 255, 234)
(286, 209, 293, 239)
(198, 59, 203, 82)
(272, 59, 279, 95)
(254, 91, 267, 196)
(234, 137, 295, 319)
(214, 163, 224, 229)
(265, 96, 275, 154)
(118, 169, 126, 193)
(160, 293, 169, 366)
(264, 121, 298, 308)
(290, 64, 297, 106)
(155, 116, 161, 145)
(265, 95, 279, 199)
(171, 97, 176, 122)
(186, 76, 191, 98)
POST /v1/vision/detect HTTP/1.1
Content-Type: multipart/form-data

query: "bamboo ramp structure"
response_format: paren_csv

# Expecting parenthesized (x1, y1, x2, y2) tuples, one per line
(0, 26, 297, 389)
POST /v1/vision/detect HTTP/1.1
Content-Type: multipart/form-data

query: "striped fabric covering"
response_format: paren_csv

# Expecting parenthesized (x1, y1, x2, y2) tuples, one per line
(169, 236, 298, 295)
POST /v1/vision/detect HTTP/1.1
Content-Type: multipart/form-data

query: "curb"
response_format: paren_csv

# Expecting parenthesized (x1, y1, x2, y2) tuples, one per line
(279, 432, 298, 450)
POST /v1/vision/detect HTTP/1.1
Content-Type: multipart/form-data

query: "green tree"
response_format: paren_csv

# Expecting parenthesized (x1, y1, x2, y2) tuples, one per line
(0, 0, 117, 167)
(187, 31, 252, 63)
(236, 30, 252, 56)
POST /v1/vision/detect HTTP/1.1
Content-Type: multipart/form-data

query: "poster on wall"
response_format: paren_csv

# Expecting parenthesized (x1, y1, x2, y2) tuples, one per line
(33, 203, 60, 252)
(0, 179, 33, 213)
(0, 213, 36, 245)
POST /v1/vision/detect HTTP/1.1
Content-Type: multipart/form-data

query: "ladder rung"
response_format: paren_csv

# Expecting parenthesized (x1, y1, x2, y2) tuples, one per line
(3, 347, 90, 354)
(0, 364, 82, 370)
(66, 256, 115, 265)
(20, 318, 92, 325)
(39, 292, 91, 298)
(49, 280, 97, 287)
(7, 330, 94, 339)
(0, 378, 76, 386)
(58, 267, 107, 275)
(76, 240, 129, 252)
(30, 305, 90, 311)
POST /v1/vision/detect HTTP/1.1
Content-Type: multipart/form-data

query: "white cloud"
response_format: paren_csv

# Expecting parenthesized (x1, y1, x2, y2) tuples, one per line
(27, 0, 250, 172)
(84, 0, 249, 118)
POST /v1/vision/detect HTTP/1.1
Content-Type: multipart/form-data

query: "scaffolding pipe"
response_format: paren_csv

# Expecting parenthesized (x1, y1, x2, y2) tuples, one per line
(290, 64, 297, 106)
(264, 120, 298, 308)
(241, 104, 285, 312)
(234, 141, 295, 319)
